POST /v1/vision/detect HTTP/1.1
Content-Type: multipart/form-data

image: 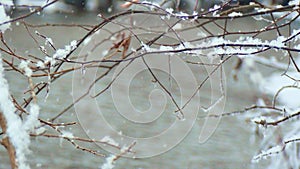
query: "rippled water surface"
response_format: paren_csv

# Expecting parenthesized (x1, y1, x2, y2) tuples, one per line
(0, 12, 279, 169)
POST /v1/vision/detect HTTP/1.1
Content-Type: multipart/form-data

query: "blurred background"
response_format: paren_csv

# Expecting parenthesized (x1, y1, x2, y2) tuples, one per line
(12, 0, 291, 14)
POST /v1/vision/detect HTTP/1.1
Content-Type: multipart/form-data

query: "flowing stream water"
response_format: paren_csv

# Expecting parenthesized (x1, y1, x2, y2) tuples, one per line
(0, 11, 287, 169)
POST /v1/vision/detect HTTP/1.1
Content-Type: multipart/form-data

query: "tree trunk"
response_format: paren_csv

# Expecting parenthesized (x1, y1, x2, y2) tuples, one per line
(0, 112, 18, 169)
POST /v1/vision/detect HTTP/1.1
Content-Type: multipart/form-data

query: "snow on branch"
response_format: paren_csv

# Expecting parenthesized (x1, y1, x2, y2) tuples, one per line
(1, 0, 300, 168)
(0, 2, 12, 33)
(0, 58, 30, 169)
(252, 144, 285, 162)
(252, 135, 300, 163)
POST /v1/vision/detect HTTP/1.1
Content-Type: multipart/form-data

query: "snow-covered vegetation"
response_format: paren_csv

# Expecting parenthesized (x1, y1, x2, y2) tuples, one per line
(0, 0, 300, 168)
